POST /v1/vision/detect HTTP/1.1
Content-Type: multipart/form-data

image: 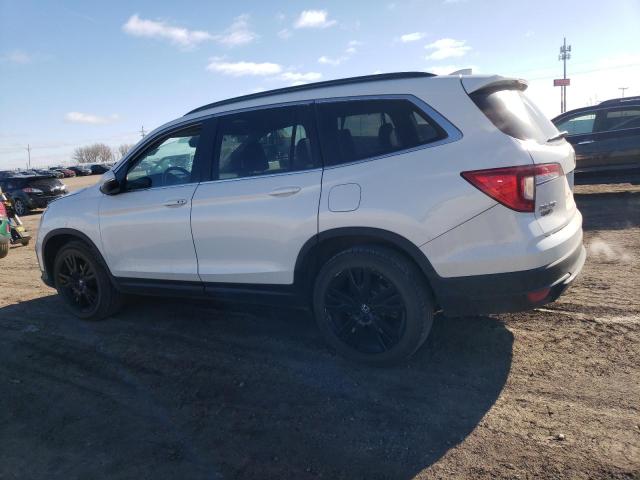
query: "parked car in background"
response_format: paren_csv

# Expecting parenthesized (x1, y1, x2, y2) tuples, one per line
(35, 169, 62, 179)
(36, 72, 585, 365)
(552, 97, 640, 179)
(68, 165, 92, 176)
(0, 175, 67, 216)
(90, 164, 110, 175)
(51, 167, 76, 178)
(0, 196, 10, 258)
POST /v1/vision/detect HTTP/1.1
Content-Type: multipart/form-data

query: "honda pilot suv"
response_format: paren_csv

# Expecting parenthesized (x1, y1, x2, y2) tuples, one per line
(36, 72, 585, 364)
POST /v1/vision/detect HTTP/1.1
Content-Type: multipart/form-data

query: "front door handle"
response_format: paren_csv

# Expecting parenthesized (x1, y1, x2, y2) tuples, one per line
(577, 140, 595, 145)
(268, 186, 301, 198)
(162, 198, 188, 207)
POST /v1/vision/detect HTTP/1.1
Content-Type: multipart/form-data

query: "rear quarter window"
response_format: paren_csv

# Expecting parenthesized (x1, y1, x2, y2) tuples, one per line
(471, 88, 558, 143)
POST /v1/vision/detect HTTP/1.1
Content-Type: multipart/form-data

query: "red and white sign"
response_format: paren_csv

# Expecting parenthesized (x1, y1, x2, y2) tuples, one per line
(554, 78, 571, 86)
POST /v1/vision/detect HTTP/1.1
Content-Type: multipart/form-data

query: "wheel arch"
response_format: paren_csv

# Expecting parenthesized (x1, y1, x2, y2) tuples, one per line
(42, 228, 114, 286)
(294, 227, 443, 305)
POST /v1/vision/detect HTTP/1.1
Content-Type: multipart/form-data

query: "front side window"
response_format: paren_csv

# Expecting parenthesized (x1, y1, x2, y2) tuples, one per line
(215, 105, 316, 180)
(555, 112, 596, 136)
(316, 99, 446, 166)
(125, 126, 201, 191)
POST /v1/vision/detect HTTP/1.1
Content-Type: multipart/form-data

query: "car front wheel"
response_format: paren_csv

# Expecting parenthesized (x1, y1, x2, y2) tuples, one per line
(313, 246, 434, 365)
(13, 198, 27, 216)
(53, 240, 124, 320)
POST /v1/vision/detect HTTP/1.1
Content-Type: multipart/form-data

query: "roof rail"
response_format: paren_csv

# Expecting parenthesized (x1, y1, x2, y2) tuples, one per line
(185, 71, 436, 116)
(600, 96, 640, 106)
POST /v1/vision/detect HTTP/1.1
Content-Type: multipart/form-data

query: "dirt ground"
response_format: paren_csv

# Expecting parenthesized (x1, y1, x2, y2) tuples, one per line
(0, 176, 638, 479)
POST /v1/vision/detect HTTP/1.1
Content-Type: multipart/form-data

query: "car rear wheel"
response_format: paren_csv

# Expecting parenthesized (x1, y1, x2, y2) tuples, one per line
(53, 240, 124, 320)
(313, 246, 434, 365)
(0, 240, 8, 258)
(13, 198, 27, 216)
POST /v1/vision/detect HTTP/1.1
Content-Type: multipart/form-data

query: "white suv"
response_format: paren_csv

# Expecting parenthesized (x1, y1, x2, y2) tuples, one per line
(36, 72, 585, 364)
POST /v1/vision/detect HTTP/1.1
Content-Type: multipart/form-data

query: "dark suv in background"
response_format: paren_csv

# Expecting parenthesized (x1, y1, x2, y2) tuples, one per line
(552, 97, 640, 182)
(0, 176, 67, 216)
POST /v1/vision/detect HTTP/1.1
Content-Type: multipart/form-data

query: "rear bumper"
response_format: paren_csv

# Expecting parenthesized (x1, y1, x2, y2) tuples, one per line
(433, 241, 586, 316)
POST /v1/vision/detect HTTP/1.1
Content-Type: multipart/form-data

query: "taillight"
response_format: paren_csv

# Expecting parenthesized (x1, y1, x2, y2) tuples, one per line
(0, 201, 6, 217)
(461, 163, 562, 212)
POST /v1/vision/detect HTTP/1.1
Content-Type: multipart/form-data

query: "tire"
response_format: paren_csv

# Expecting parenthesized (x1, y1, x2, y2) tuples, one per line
(53, 240, 124, 320)
(313, 246, 434, 366)
(13, 198, 27, 216)
(0, 241, 8, 259)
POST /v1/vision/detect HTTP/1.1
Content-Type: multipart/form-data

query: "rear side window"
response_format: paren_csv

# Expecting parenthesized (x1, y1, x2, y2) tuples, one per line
(316, 99, 446, 166)
(471, 88, 558, 143)
(555, 112, 596, 135)
(595, 108, 640, 132)
(215, 105, 317, 180)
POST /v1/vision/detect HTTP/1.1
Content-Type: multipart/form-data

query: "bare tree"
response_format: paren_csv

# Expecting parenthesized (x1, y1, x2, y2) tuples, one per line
(72, 143, 114, 164)
(116, 143, 135, 159)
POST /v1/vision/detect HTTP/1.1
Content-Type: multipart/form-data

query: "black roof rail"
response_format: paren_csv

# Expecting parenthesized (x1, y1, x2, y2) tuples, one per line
(599, 96, 640, 106)
(185, 71, 436, 116)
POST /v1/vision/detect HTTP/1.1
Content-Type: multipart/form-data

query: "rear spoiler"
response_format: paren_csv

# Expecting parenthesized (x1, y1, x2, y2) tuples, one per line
(461, 75, 528, 95)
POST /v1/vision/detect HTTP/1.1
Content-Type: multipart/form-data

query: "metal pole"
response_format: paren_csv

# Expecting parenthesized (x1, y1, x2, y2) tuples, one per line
(619, 87, 628, 98)
(564, 38, 568, 112)
(26, 144, 31, 170)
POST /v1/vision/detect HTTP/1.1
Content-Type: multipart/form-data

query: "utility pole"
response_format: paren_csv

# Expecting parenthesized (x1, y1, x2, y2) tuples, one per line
(558, 37, 571, 113)
(619, 87, 628, 98)
(25, 144, 31, 170)
(140, 126, 146, 138)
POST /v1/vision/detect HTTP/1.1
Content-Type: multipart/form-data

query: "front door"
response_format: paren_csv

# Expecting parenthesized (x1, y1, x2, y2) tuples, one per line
(99, 124, 206, 281)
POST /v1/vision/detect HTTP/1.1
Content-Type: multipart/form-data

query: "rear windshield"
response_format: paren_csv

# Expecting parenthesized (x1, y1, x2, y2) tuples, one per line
(470, 88, 559, 143)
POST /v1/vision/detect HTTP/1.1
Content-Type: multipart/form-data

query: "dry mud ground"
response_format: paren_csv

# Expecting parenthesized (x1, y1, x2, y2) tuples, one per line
(0, 176, 638, 479)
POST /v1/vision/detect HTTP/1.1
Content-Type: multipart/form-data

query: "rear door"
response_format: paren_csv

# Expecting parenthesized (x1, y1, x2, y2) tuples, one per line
(190, 103, 322, 285)
(590, 106, 640, 170)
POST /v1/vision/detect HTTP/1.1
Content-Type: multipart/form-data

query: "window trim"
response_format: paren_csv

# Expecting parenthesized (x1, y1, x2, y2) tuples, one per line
(555, 111, 597, 137)
(315, 94, 462, 170)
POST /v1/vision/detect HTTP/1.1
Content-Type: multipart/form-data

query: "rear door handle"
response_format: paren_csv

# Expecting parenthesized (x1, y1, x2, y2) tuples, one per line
(162, 198, 188, 207)
(577, 140, 594, 145)
(268, 186, 301, 197)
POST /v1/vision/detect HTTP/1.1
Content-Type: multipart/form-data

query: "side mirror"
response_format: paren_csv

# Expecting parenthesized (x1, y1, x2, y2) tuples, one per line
(99, 171, 120, 195)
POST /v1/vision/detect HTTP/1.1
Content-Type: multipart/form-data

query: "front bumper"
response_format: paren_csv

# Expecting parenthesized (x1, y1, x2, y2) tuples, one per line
(26, 193, 65, 209)
(433, 241, 586, 316)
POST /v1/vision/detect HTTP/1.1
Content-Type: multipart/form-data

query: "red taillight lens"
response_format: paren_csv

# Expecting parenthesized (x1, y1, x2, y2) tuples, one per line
(0, 201, 6, 217)
(461, 163, 562, 212)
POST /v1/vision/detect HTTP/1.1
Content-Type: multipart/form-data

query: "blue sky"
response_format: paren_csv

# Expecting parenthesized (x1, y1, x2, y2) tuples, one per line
(1, 0, 639, 169)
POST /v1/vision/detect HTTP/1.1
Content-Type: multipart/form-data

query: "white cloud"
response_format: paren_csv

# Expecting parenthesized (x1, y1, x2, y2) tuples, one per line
(64, 112, 120, 125)
(207, 60, 282, 76)
(278, 28, 292, 40)
(0, 50, 32, 64)
(294, 10, 336, 29)
(215, 14, 257, 47)
(122, 14, 213, 48)
(425, 38, 471, 60)
(280, 71, 322, 83)
(318, 40, 362, 66)
(400, 32, 425, 43)
(318, 55, 346, 66)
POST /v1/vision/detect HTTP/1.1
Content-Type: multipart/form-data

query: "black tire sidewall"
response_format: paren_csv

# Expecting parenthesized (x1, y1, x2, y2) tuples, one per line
(14, 199, 26, 216)
(53, 241, 116, 320)
(313, 247, 433, 365)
